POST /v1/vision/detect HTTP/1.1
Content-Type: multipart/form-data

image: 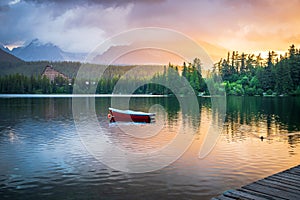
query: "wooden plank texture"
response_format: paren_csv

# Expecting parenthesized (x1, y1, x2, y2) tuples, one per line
(212, 164, 300, 200)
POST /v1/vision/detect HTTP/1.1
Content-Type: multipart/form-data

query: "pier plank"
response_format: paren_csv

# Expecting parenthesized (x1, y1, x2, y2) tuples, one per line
(212, 165, 300, 200)
(243, 182, 298, 199)
(268, 176, 300, 187)
(223, 189, 269, 200)
(238, 188, 283, 200)
(260, 179, 300, 191)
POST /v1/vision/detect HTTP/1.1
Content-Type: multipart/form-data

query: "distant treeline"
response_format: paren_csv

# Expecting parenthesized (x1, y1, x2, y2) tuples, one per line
(97, 58, 206, 95)
(0, 45, 300, 95)
(0, 61, 80, 77)
(0, 74, 73, 94)
(0, 61, 163, 79)
(213, 44, 300, 96)
(0, 59, 206, 95)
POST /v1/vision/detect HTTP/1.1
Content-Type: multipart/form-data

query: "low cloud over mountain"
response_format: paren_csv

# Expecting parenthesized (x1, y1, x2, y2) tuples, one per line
(9, 39, 86, 62)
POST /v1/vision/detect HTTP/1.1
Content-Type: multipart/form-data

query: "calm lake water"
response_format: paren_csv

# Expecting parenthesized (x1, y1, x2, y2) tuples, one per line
(0, 96, 300, 199)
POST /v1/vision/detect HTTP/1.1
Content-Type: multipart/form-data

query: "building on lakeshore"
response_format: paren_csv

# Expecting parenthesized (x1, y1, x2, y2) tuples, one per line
(41, 65, 70, 82)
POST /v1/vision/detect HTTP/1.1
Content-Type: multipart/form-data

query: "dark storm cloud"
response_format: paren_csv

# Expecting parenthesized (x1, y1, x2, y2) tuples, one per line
(22, 0, 165, 19)
(0, 0, 11, 12)
(1, 0, 300, 54)
(24, 0, 165, 7)
(0, 0, 138, 51)
(0, 5, 9, 12)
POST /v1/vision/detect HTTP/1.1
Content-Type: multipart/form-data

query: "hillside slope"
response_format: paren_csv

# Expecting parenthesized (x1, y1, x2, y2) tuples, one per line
(0, 48, 23, 63)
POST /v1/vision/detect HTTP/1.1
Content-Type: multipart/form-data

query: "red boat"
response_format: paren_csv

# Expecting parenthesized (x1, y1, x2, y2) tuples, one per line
(108, 108, 155, 123)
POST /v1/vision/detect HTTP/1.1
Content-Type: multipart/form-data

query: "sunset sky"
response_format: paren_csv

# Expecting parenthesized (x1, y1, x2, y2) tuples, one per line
(1, 0, 300, 60)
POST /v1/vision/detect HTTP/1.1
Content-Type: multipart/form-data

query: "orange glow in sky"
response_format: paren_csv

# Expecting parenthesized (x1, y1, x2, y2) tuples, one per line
(1, 0, 300, 63)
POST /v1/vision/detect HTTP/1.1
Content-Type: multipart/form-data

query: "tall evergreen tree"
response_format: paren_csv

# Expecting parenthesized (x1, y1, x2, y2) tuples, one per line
(240, 53, 246, 75)
(182, 62, 188, 79)
(276, 59, 293, 94)
(289, 44, 300, 89)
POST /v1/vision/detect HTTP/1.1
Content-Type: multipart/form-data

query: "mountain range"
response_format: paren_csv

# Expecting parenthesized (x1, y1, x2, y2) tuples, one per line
(1, 39, 87, 62)
(1, 39, 228, 64)
(92, 40, 228, 65)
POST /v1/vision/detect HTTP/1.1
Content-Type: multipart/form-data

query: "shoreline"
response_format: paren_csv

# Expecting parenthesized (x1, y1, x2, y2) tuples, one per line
(0, 94, 168, 98)
(0, 94, 298, 98)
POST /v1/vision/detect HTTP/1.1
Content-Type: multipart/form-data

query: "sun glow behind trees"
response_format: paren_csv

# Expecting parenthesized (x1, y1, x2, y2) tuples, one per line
(0, 45, 300, 96)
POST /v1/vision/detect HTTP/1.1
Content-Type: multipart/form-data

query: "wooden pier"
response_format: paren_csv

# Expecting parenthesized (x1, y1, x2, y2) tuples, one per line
(212, 165, 300, 200)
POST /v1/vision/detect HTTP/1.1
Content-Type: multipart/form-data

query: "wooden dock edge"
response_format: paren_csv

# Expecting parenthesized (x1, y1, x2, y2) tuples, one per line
(212, 164, 300, 200)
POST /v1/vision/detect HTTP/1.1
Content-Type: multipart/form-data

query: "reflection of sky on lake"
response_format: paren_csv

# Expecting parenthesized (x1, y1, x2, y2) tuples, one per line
(0, 97, 299, 199)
